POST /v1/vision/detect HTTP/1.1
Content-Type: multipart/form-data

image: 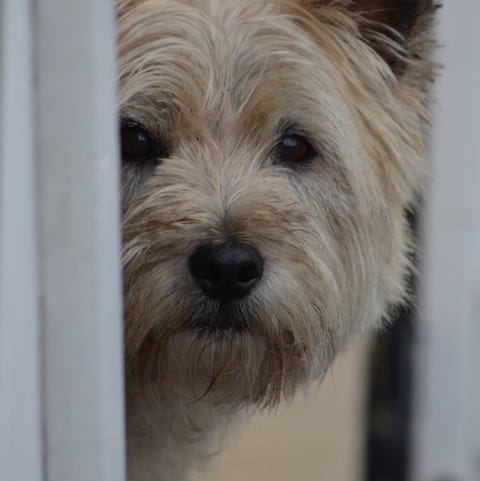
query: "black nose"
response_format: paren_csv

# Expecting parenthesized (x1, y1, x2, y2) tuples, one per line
(188, 242, 264, 303)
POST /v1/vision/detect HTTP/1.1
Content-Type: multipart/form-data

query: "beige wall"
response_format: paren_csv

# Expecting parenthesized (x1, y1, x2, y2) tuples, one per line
(196, 342, 369, 481)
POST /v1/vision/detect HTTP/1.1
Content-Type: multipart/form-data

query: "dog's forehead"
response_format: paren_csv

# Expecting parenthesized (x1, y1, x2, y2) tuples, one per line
(117, 0, 283, 27)
(117, 0, 336, 130)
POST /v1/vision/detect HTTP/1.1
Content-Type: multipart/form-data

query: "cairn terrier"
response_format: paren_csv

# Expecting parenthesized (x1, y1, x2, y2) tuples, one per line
(117, 1, 438, 480)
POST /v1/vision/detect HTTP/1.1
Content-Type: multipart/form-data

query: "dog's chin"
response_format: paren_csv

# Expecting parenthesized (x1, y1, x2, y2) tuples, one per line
(130, 307, 311, 408)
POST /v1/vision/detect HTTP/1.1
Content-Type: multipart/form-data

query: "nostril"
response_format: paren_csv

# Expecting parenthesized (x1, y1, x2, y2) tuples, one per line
(196, 265, 217, 283)
(188, 242, 264, 302)
(188, 246, 217, 291)
(238, 263, 258, 283)
(239, 248, 263, 291)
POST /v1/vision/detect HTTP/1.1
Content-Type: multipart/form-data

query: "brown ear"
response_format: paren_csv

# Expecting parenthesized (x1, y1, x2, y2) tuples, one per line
(354, 0, 428, 37)
(351, 0, 440, 73)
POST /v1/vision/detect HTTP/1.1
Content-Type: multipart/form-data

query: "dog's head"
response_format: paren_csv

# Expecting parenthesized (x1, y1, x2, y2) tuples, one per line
(118, 0, 437, 407)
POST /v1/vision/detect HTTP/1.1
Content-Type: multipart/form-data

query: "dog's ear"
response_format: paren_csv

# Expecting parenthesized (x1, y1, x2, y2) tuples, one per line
(302, 0, 439, 74)
(353, 0, 439, 71)
(353, 0, 432, 37)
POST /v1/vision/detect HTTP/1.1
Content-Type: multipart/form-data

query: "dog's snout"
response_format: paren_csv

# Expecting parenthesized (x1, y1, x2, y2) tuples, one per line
(188, 242, 264, 303)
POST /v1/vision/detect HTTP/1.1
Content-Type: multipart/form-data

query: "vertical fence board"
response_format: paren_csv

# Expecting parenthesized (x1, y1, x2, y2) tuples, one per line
(412, 2, 480, 480)
(0, 1, 43, 480)
(34, 1, 126, 480)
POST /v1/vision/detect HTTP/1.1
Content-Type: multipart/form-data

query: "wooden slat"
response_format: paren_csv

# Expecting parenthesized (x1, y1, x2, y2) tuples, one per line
(34, 1, 126, 480)
(412, 2, 480, 480)
(0, 1, 43, 480)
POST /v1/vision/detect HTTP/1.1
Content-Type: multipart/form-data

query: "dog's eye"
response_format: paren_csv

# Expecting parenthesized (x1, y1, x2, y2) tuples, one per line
(121, 124, 157, 163)
(275, 134, 315, 164)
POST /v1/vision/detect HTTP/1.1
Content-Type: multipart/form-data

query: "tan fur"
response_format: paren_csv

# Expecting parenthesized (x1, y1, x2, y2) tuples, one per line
(117, 1, 438, 480)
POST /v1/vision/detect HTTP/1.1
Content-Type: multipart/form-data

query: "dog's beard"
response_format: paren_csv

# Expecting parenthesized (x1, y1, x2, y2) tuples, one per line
(125, 288, 336, 409)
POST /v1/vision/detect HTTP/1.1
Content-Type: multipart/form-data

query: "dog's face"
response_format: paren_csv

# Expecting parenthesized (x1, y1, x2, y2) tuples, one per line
(118, 0, 435, 407)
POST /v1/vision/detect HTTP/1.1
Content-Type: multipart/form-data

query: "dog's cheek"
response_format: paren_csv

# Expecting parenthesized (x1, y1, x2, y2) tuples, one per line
(292, 168, 399, 339)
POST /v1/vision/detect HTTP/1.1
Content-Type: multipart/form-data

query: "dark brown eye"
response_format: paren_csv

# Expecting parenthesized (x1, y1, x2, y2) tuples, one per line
(120, 123, 157, 163)
(276, 134, 315, 164)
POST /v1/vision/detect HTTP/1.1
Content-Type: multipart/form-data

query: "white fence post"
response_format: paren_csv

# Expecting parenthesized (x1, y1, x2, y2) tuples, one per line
(411, 1, 480, 480)
(0, 1, 43, 479)
(34, 1, 126, 481)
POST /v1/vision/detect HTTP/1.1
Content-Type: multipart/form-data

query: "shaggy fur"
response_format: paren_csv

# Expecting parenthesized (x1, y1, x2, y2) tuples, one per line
(117, 1, 438, 480)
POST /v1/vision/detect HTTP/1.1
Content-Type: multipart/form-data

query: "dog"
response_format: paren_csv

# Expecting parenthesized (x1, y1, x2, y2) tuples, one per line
(117, 1, 438, 480)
